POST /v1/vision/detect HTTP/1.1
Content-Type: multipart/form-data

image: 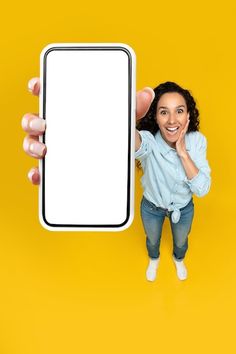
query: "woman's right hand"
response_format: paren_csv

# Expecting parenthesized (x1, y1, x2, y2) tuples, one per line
(21, 78, 155, 185)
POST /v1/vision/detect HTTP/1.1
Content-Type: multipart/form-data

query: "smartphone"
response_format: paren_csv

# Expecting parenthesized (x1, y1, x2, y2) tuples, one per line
(39, 43, 136, 231)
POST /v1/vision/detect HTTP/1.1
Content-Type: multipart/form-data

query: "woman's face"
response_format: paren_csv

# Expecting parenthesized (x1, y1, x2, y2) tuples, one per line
(155, 92, 190, 148)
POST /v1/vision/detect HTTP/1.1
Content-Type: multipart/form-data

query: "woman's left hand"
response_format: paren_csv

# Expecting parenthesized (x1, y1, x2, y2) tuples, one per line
(176, 119, 190, 158)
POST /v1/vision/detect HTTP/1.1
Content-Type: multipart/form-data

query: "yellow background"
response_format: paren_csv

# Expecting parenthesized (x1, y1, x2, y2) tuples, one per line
(1, 0, 236, 352)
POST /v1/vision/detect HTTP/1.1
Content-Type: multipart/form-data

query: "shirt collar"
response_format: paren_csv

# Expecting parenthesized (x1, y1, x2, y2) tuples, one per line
(155, 130, 190, 156)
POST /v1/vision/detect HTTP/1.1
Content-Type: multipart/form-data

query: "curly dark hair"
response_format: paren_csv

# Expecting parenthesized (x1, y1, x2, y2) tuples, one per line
(136, 81, 200, 170)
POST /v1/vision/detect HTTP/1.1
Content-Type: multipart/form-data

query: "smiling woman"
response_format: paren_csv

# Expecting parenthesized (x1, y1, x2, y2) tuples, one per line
(136, 81, 199, 150)
(157, 98, 188, 139)
(157, 93, 190, 146)
(135, 81, 211, 282)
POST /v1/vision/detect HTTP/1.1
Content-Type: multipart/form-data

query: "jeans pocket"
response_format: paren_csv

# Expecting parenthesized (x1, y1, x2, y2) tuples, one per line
(142, 196, 155, 211)
(181, 199, 194, 216)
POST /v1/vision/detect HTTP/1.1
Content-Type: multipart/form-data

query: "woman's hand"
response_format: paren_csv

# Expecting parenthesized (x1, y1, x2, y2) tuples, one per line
(22, 78, 155, 185)
(176, 119, 190, 158)
(22, 78, 46, 185)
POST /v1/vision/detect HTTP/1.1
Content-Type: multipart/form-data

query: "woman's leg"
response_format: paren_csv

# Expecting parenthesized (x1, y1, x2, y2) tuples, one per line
(140, 196, 166, 281)
(170, 199, 194, 261)
(169, 199, 194, 280)
(140, 196, 166, 260)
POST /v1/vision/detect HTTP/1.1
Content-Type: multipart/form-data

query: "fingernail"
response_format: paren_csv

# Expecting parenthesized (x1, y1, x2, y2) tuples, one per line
(28, 169, 36, 181)
(22, 116, 29, 130)
(143, 87, 155, 101)
(28, 78, 38, 92)
(29, 143, 45, 156)
(29, 118, 46, 131)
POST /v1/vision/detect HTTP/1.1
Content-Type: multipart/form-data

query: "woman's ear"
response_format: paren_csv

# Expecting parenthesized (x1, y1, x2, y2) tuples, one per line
(187, 112, 190, 120)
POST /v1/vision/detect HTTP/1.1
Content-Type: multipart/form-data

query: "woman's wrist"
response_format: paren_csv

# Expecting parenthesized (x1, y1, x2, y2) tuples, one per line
(178, 150, 189, 160)
(179, 151, 199, 180)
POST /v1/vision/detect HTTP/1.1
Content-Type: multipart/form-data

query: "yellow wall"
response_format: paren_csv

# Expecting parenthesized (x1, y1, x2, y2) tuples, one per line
(1, 0, 235, 352)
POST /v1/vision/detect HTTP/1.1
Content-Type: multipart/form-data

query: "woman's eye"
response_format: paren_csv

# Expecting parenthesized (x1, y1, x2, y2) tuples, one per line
(177, 109, 183, 113)
(160, 111, 167, 115)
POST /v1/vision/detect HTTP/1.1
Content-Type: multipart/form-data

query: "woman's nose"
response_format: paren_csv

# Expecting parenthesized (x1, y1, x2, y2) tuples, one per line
(168, 113, 177, 123)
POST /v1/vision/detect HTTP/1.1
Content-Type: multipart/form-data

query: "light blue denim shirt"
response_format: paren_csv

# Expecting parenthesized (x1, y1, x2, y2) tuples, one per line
(135, 129, 211, 223)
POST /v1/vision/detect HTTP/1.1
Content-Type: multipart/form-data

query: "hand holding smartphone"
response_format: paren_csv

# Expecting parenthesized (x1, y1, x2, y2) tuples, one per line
(38, 43, 136, 231)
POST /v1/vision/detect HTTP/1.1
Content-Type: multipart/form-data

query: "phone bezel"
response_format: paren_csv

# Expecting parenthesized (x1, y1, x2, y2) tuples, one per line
(39, 43, 136, 232)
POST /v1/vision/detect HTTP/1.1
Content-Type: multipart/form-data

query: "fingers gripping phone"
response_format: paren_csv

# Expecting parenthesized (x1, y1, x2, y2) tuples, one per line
(39, 43, 136, 231)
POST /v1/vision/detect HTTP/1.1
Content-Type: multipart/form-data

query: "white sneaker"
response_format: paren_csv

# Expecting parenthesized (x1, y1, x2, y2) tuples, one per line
(146, 258, 160, 281)
(173, 256, 187, 280)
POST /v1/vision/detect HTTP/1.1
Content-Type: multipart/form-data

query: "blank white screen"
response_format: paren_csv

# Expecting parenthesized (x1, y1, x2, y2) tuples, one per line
(43, 48, 130, 226)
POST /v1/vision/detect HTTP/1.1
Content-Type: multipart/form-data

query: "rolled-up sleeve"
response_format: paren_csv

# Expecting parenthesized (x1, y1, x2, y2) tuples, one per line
(135, 130, 155, 161)
(184, 134, 211, 197)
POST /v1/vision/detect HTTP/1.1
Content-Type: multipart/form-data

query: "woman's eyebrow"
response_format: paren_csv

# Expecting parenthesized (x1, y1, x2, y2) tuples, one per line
(158, 105, 186, 110)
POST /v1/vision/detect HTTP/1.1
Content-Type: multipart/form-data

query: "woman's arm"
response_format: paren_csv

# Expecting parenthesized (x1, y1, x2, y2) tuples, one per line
(135, 129, 142, 151)
(180, 134, 211, 197)
(179, 152, 199, 180)
(175, 121, 211, 197)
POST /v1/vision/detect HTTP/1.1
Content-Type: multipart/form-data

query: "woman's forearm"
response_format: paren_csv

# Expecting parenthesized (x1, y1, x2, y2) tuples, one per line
(135, 129, 142, 151)
(179, 152, 199, 180)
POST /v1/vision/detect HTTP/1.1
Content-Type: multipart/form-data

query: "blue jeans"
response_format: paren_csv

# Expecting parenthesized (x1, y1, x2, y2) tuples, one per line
(140, 195, 194, 261)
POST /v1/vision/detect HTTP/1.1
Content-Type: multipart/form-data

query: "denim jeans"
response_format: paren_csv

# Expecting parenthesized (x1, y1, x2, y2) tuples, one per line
(140, 195, 194, 261)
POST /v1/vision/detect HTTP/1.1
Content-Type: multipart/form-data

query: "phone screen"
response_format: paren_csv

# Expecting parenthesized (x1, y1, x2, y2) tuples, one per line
(39, 43, 136, 231)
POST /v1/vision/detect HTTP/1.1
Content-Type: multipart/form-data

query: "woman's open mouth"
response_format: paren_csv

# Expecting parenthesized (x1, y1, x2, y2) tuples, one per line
(165, 126, 180, 136)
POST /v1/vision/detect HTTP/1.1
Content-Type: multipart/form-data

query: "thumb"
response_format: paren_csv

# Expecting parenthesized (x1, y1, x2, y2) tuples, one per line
(136, 87, 155, 121)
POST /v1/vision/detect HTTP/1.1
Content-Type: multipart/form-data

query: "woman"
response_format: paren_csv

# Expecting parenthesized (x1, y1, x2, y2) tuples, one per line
(22, 79, 211, 282)
(135, 81, 211, 281)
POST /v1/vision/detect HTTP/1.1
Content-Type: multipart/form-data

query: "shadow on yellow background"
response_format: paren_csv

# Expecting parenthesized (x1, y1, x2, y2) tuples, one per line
(1, 0, 235, 353)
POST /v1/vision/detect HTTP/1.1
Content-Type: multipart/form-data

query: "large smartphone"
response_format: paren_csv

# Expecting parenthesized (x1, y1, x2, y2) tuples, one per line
(39, 43, 136, 231)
